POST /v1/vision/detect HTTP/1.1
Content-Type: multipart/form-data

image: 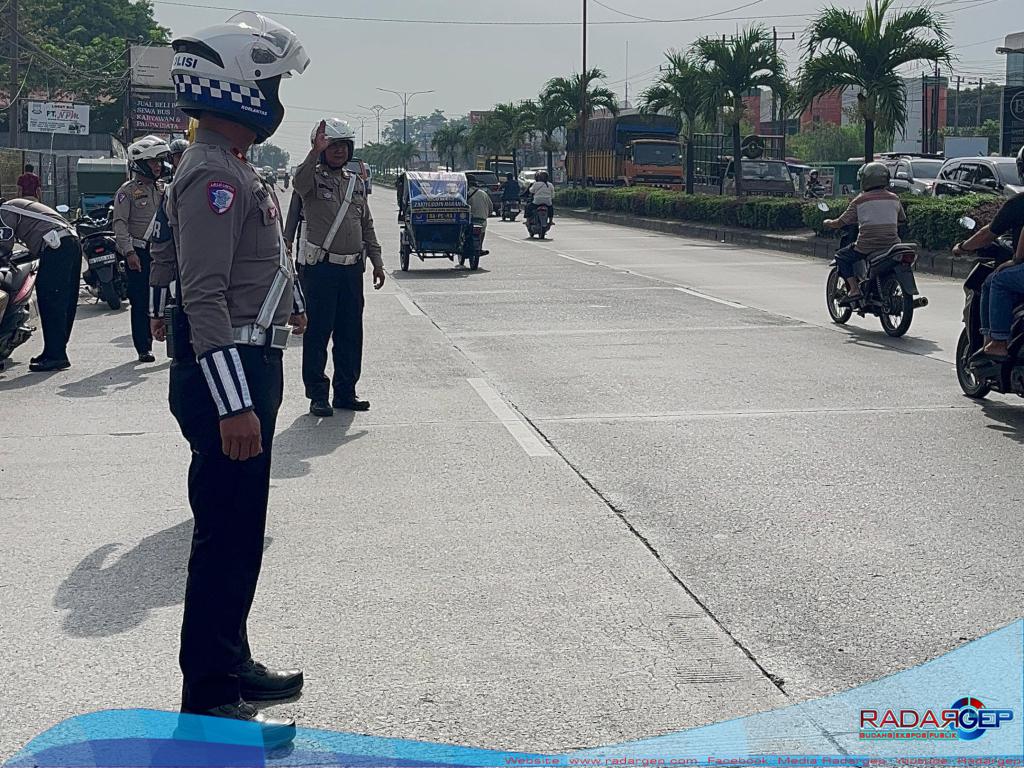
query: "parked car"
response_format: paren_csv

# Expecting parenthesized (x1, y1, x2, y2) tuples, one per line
(932, 157, 1024, 199)
(723, 159, 795, 197)
(346, 157, 372, 194)
(464, 170, 502, 213)
(888, 157, 944, 196)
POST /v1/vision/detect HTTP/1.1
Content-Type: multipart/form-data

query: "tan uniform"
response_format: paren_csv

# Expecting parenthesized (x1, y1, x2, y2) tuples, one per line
(293, 152, 382, 268)
(0, 198, 73, 258)
(111, 178, 162, 256)
(167, 128, 302, 363)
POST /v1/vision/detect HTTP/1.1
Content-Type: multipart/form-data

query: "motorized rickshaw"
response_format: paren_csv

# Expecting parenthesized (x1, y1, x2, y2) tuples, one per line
(399, 171, 482, 271)
(76, 158, 128, 219)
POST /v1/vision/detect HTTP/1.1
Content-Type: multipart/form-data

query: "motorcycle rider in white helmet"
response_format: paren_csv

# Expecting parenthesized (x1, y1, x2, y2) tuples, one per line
(112, 135, 170, 362)
(294, 117, 383, 417)
(163, 12, 308, 742)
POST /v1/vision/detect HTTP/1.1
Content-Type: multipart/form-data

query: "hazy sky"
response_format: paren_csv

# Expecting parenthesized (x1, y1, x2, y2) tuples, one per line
(149, 0, 1017, 161)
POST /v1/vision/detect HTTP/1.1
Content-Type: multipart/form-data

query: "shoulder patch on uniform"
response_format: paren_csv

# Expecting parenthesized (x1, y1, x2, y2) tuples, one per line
(208, 182, 237, 215)
(117, 192, 127, 203)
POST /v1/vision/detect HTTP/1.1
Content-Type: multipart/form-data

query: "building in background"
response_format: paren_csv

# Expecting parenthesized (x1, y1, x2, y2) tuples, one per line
(1005, 31, 1024, 87)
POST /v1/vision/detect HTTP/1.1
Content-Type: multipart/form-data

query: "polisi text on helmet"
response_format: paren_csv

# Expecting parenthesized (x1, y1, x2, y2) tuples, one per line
(173, 54, 199, 70)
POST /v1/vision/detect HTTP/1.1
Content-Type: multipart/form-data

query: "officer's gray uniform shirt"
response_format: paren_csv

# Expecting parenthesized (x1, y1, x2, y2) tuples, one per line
(148, 186, 178, 318)
(166, 128, 300, 416)
(0, 199, 70, 257)
(294, 153, 382, 267)
(111, 178, 161, 255)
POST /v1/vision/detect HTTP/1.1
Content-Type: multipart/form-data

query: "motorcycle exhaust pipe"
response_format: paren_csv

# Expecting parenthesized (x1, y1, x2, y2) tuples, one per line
(913, 297, 929, 308)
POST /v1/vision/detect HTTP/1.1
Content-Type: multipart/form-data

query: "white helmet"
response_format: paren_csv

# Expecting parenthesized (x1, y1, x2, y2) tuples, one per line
(171, 12, 309, 143)
(310, 118, 355, 146)
(128, 135, 171, 179)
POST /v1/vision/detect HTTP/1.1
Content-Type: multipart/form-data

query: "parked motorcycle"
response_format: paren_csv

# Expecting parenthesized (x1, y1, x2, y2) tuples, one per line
(76, 213, 127, 311)
(0, 246, 39, 370)
(500, 198, 520, 221)
(526, 202, 551, 239)
(953, 215, 1020, 399)
(821, 202, 927, 337)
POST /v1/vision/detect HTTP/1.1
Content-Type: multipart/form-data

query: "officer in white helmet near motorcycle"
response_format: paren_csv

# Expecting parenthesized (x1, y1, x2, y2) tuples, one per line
(165, 12, 308, 742)
(294, 117, 383, 417)
(112, 135, 170, 362)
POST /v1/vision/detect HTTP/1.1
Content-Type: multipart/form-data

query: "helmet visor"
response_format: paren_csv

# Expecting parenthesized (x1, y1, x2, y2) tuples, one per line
(228, 12, 309, 76)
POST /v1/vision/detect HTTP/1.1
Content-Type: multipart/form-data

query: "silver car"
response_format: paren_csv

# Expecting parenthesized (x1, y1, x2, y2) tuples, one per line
(888, 158, 944, 196)
(932, 157, 1024, 199)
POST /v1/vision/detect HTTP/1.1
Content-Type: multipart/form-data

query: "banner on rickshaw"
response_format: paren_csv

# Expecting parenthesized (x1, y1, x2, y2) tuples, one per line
(407, 172, 470, 224)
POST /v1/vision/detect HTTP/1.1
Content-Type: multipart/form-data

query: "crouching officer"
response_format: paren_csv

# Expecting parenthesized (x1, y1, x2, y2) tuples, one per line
(294, 118, 384, 418)
(113, 136, 170, 363)
(0, 199, 80, 371)
(165, 12, 309, 744)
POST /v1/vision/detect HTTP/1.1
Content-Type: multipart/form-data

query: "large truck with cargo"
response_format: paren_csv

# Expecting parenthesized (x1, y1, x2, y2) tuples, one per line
(566, 109, 684, 190)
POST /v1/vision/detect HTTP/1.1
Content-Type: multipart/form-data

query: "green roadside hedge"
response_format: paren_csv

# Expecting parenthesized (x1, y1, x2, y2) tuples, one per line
(556, 187, 1006, 252)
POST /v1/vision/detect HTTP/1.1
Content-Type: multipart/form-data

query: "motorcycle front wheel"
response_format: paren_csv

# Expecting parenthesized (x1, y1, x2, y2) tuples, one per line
(825, 267, 852, 324)
(955, 329, 991, 399)
(879, 276, 913, 337)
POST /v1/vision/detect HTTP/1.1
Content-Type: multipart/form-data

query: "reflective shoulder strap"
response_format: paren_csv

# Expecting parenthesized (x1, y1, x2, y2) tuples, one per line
(320, 174, 358, 250)
(0, 204, 70, 232)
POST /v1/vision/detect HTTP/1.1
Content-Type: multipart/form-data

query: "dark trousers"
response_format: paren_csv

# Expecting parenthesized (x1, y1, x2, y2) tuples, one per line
(125, 247, 153, 354)
(169, 346, 284, 712)
(300, 260, 364, 402)
(35, 238, 82, 363)
(835, 244, 869, 280)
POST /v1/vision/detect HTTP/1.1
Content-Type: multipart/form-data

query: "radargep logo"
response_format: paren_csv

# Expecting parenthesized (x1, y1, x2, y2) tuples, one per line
(860, 699, 1014, 741)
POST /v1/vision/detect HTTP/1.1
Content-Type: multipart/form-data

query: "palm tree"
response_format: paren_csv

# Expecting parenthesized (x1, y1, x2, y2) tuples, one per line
(535, 92, 572, 180)
(490, 101, 537, 175)
(693, 26, 788, 196)
(640, 51, 706, 195)
(797, 0, 951, 163)
(390, 141, 420, 171)
(432, 122, 467, 170)
(468, 115, 508, 175)
(541, 68, 619, 186)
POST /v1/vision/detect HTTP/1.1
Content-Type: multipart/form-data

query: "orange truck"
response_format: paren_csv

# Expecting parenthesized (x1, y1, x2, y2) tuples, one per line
(566, 110, 684, 191)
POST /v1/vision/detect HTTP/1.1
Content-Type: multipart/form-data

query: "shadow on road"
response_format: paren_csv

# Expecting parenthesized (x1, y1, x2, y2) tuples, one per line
(0, 364, 62, 392)
(839, 324, 942, 357)
(980, 400, 1024, 445)
(272, 411, 367, 480)
(108, 333, 137, 349)
(57, 359, 170, 398)
(391, 267, 491, 280)
(55, 520, 273, 637)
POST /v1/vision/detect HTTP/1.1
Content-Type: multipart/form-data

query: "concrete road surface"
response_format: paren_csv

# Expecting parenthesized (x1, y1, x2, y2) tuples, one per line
(0, 190, 1019, 761)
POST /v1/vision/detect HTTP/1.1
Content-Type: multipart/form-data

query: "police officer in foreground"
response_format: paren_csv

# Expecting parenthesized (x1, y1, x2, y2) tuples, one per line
(112, 136, 170, 363)
(165, 12, 309, 743)
(294, 118, 384, 418)
(0, 198, 80, 371)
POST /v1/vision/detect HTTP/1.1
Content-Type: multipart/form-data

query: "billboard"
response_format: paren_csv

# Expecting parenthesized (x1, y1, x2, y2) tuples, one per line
(1002, 86, 1024, 156)
(26, 102, 90, 134)
(131, 45, 174, 88)
(469, 111, 490, 125)
(130, 89, 189, 133)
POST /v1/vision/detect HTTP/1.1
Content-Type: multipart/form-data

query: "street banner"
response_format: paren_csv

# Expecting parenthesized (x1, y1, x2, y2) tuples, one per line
(131, 45, 174, 88)
(1002, 86, 1024, 156)
(130, 89, 189, 133)
(26, 102, 89, 134)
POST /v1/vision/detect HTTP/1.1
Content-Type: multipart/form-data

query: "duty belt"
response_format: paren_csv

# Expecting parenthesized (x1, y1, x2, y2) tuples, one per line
(232, 324, 290, 349)
(326, 251, 362, 266)
(131, 238, 149, 250)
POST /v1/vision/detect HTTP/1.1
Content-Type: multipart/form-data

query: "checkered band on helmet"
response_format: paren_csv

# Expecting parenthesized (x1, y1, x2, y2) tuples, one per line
(175, 74, 268, 117)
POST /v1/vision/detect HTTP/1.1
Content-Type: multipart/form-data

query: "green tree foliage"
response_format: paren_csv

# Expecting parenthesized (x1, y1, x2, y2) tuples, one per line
(250, 142, 290, 170)
(431, 122, 467, 170)
(796, 0, 951, 163)
(786, 122, 865, 162)
(640, 51, 706, 194)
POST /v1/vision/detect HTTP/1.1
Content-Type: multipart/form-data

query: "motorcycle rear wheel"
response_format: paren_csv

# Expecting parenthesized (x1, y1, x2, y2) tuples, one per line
(825, 267, 852, 324)
(100, 281, 121, 311)
(955, 329, 991, 399)
(879, 276, 913, 337)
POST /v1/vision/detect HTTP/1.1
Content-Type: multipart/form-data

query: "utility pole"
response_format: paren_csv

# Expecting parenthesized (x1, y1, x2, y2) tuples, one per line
(954, 75, 961, 133)
(376, 88, 434, 144)
(921, 73, 928, 154)
(932, 62, 940, 154)
(624, 41, 628, 108)
(976, 78, 983, 128)
(771, 27, 796, 133)
(9, 0, 19, 149)
(580, 0, 588, 188)
(124, 40, 134, 144)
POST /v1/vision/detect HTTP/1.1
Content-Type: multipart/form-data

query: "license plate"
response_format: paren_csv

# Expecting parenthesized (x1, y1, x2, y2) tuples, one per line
(89, 254, 116, 265)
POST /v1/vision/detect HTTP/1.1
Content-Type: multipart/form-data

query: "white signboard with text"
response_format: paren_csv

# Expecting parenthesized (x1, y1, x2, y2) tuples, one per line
(27, 102, 90, 134)
(131, 45, 175, 88)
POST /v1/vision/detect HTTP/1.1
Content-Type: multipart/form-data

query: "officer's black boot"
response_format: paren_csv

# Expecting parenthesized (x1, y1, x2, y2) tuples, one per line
(309, 399, 333, 417)
(234, 659, 304, 701)
(176, 701, 296, 747)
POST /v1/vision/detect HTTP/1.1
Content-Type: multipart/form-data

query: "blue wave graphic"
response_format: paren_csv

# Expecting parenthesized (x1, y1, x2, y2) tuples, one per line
(6, 620, 1021, 767)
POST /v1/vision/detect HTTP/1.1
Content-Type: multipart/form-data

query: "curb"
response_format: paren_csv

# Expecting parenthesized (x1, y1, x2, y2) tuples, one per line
(559, 208, 973, 281)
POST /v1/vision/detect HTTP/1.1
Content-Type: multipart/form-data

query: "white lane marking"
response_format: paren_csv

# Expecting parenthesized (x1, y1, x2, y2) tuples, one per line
(396, 294, 424, 316)
(467, 378, 552, 457)
(673, 287, 746, 309)
(559, 253, 598, 266)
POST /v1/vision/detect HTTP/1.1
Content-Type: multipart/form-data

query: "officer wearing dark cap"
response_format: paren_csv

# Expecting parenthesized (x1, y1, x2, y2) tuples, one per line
(165, 11, 309, 743)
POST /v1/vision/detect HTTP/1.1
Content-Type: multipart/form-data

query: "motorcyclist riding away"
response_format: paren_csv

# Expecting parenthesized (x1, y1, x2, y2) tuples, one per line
(823, 162, 905, 305)
(526, 170, 555, 224)
(954, 146, 1024, 362)
(502, 173, 520, 203)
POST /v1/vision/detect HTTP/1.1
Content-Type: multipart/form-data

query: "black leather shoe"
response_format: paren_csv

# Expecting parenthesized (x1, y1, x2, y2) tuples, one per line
(138, 352, 156, 363)
(235, 659, 304, 701)
(309, 399, 334, 417)
(29, 358, 71, 372)
(333, 397, 370, 411)
(177, 700, 295, 747)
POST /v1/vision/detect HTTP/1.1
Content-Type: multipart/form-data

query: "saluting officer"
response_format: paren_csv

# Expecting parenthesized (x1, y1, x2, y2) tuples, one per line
(0, 198, 80, 371)
(112, 136, 170, 363)
(165, 12, 309, 742)
(294, 118, 384, 418)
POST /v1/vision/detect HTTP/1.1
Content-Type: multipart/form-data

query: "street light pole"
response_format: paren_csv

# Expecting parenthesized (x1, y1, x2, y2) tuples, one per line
(580, 0, 588, 189)
(377, 88, 434, 144)
(357, 104, 398, 145)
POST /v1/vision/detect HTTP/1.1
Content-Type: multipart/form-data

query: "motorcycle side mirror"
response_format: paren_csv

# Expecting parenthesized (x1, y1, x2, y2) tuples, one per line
(817, 202, 829, 212)
(56, 204, 70, 214)
(958, 216, 977, 231)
